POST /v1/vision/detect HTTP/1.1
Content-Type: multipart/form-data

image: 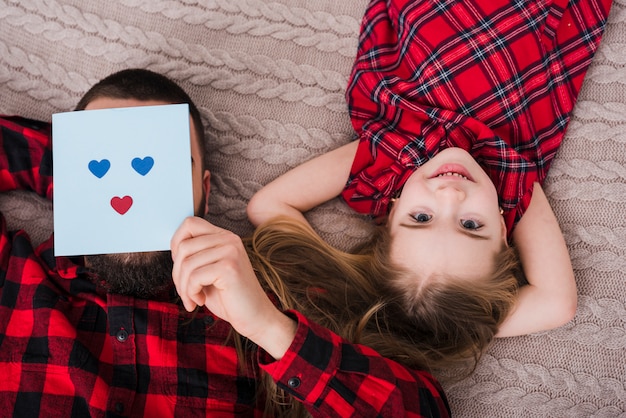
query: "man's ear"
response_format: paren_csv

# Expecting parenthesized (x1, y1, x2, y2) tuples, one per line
(203, 169, 211, 216)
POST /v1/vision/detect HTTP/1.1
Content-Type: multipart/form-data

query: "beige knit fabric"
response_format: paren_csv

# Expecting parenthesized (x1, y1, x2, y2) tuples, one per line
(1, 1, 624, 416)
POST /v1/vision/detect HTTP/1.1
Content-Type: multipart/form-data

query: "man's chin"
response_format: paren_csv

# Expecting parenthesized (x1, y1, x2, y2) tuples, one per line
(85, 251, 174, 299)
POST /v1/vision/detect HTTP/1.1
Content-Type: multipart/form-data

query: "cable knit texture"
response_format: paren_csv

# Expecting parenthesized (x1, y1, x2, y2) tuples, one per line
(0, 0, 624, 416)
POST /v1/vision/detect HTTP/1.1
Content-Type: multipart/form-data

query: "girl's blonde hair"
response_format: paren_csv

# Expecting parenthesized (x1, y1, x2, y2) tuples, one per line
(241, 216, 520, 417)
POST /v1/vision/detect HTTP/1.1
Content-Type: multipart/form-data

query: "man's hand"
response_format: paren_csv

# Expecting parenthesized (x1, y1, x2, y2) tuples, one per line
(171, 217, 297, 359)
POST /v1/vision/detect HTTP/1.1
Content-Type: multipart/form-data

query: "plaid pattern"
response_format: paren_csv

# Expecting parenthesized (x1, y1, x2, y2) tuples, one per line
(341, 0, 611, 235)
(261, 311, 450, 417)
(0, 116, 450, 417)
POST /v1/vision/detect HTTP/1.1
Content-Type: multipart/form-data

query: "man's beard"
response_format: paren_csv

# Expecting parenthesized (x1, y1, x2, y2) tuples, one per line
(85, 251, 174, 299)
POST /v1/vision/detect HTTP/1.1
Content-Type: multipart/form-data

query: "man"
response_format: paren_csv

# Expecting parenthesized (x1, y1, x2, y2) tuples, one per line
(0, 69, 449, 417)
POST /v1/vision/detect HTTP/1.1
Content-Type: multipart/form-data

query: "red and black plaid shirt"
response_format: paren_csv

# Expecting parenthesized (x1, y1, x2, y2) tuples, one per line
(342, 0, 611, 236)
(0, 116, 450, 417)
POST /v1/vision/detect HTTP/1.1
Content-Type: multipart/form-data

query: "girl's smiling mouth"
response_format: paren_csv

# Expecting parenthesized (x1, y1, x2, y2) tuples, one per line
(430, 164, 474, 182)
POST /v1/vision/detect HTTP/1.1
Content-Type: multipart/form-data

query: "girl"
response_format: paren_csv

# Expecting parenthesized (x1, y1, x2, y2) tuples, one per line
(247, 0, 611, 349)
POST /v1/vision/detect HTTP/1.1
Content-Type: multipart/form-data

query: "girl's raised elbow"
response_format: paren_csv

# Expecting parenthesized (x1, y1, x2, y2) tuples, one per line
(565, 296, 578, 323)
(246, 194, 264, 226)
(554, 294, 578, 329)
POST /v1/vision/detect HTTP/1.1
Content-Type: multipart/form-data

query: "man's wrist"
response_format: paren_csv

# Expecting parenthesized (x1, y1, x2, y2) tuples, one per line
(252, 311, 298, 360)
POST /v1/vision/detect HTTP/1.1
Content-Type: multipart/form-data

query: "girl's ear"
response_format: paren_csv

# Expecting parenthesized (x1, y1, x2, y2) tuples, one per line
(374, 214, 389, 226)
(500, 213, 509, 247)
(380, 196, 398, 226)
(382, 186, 405, 224)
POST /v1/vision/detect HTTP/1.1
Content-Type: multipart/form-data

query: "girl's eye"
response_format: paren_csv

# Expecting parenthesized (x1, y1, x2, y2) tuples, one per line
(461, 219, 483, 230)
(412, 213, 432, 223)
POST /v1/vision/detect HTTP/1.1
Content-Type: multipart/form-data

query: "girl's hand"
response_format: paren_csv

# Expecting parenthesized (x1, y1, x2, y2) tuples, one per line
(170, 217, 297, 359)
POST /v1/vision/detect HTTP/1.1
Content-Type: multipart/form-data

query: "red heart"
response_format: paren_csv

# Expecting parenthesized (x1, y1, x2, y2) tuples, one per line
(110, 196, 133, 215)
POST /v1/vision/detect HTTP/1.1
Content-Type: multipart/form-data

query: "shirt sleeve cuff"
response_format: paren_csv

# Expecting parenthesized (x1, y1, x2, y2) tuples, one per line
(257, 310, 342, 403)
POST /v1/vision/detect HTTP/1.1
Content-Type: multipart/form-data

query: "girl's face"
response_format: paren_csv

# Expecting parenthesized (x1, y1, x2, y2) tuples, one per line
(387, 148, 507, 281)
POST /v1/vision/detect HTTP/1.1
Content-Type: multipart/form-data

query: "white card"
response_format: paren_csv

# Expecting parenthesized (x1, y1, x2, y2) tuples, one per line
(52, 104, 193, 256)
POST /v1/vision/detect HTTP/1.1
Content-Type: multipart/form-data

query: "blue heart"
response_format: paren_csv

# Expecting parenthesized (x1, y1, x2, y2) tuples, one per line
(131, 157, 154, 176)
(88, 159, 111, 178)
(132, 156, 154, 176)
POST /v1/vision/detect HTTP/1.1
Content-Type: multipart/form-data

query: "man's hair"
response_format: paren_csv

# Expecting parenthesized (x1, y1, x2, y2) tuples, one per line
(75, 68, 206, 168)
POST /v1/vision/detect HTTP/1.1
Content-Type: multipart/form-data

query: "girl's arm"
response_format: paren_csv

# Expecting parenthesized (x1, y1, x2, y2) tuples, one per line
(497, 182, 577, 337)
(247, 140, 359, 228)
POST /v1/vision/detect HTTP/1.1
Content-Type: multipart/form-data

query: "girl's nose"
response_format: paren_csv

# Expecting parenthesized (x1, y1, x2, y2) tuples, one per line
(436, 185, 466, 201)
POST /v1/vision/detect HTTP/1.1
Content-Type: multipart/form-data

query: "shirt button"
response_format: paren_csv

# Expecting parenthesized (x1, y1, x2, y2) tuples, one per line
(116, 329, 129, 342)
(115, 402, 124, 413)
(204, 316, 215, 326)
(287, 377, 301, 388)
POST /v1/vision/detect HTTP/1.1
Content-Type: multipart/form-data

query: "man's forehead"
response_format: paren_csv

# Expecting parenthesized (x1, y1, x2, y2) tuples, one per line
(84, 97, 173, 110)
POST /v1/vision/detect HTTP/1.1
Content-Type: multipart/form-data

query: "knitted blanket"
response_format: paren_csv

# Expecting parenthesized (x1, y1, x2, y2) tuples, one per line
(1, 1, 624, 416)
